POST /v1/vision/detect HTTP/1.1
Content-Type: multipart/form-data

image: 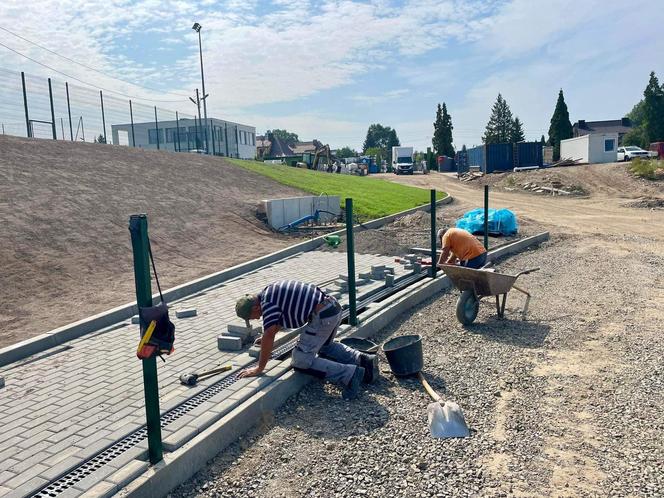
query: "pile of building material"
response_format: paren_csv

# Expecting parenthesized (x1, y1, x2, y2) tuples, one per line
(550, 157, 583, 167)
(218, 323, 262, 351)
(458, 172, 484, 182)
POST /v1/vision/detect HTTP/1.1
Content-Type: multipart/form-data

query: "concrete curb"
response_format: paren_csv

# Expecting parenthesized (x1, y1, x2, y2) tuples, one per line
(119, 231, 548, 498)
(0, 196, 452, 368)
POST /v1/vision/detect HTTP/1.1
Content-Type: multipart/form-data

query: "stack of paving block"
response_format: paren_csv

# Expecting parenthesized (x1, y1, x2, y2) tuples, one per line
(370, 265, 394, 280)
(218, 322, 262, 351)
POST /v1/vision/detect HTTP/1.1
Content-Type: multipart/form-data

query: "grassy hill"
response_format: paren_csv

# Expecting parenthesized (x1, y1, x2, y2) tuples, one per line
(229, 159, 446, 220)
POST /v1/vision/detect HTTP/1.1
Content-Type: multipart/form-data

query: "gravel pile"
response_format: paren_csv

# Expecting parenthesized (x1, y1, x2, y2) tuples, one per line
(172, 231, 663, 497)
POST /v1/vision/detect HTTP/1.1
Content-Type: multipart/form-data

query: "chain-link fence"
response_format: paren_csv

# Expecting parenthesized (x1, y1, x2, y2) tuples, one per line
(0, 67, 246, 156)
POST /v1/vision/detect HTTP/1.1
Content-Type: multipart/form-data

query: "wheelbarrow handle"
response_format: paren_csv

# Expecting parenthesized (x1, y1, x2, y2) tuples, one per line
(515, 267, 539, 278)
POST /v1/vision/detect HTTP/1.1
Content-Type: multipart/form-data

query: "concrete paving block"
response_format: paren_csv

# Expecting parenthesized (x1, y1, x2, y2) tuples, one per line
(79, 480, 118, 498)
(40, 455, 82, 481)
(2, 476, 47, 498)
(337, 274, 349, 281)
(131, 315, 140, 324)
(190, 410, 222, 433)
(217, 335, 243, 351)
(70, 463, 118, 494)
(163, 426, 198, 452)
(226, 323, 261, 339)
(105, 459, 149, 489)
(385, 274, 395, 287)
(358, 272, 372, 280)
(175, 308, 197, 319)
(384, 266, 395, 274)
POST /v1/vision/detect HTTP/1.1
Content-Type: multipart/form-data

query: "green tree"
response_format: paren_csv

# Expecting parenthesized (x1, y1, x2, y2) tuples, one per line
(547, 89, 573, 161)
(95, 134, 106, 144)
(510, 117, 525, 143)
(363, 124, 400, 164)
(432, 102, 455, 157)
(622, 127, 649, 149)
(643, 71, 664, 143)
(540, 135, 546, 146)
(266, 129, 299, 145)
(483, 94, 514, 144)
(336, 146, 357, 158)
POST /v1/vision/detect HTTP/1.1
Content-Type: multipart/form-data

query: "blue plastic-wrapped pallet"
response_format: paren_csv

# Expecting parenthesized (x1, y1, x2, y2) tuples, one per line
(455, 208, 518, 236)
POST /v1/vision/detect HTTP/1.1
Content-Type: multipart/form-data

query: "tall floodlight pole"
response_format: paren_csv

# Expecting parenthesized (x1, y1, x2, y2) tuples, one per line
(192, 22, 209, 154)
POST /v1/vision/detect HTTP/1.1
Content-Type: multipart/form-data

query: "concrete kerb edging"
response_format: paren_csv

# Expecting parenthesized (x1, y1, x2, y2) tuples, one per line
(0, 196, 452, 368)
(118, 231, 549, 498)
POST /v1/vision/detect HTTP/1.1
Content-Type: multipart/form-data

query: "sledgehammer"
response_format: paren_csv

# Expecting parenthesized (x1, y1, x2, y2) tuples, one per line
(179, 364, 233, 386)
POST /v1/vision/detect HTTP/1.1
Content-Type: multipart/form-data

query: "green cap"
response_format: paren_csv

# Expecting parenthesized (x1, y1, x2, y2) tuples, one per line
(235, 294, 258, 324)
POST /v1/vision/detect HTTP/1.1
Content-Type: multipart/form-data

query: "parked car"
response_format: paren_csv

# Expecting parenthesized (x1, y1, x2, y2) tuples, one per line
(617, 146, 650, 161)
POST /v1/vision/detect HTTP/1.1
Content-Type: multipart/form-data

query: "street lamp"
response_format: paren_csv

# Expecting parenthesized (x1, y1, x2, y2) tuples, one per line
(192, 22, 209, 154)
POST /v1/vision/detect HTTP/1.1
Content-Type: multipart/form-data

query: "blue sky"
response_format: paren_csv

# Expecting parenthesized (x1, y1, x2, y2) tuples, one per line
(1, 0, 663, 150)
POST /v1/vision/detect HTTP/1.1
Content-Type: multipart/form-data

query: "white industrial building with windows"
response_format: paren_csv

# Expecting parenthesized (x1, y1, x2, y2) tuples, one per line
(111, 117, 256, 159)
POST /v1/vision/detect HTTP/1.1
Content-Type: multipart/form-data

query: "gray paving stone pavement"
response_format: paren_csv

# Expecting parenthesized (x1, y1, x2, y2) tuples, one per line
(0, 251, 408, 497)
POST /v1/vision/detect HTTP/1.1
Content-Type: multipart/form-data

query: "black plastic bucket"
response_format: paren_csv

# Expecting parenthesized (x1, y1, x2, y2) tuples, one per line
(382, 334, 423, 376)
(340, 337, 379, 354)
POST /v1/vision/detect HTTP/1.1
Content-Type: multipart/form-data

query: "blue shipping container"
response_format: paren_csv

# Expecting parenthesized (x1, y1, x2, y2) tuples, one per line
(466, 145, 486, 169)
(515, 142, 543, 167)
(484, 143, 513, 173)
(455, 151, 469, 173)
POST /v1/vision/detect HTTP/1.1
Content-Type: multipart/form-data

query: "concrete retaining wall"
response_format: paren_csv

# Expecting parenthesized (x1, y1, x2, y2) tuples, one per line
(262, 195, 341, 230)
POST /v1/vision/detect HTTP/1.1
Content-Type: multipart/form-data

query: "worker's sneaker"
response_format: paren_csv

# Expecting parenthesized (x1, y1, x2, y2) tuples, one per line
(342, 366, 365, 400)
(359, 354, 380, 384)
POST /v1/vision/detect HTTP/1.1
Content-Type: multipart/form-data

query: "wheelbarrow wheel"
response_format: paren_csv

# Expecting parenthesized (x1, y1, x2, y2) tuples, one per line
(456, 290, 479, 325)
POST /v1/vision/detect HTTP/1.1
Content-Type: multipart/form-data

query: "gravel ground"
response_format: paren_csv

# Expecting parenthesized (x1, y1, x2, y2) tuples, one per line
(171, 229, 663, 497)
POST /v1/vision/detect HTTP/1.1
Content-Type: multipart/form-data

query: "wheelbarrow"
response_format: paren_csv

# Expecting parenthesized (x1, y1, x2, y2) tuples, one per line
(440, 264, 539, 325)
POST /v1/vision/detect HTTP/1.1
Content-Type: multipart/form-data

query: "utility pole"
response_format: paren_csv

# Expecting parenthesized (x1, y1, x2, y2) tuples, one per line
(192, 23, 209, 154)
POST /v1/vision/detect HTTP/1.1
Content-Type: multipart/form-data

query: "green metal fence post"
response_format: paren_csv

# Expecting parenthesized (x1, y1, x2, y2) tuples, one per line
(484, 185, 489, 250)
(154, 106, 160, 150)
(65, 82, 73, 141)
(21, 72, 30, 138)
(430, 189, 437, 278)
(128, 214, 163, 465)
(345, 198, 357, 326)
(48, 78, 56, 140)
(100, 90, 107, 143)
(129, 100, 136, 147)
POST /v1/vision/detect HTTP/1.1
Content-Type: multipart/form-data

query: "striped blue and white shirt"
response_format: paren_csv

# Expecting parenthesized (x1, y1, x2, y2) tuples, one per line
(260, 280, 325, 330)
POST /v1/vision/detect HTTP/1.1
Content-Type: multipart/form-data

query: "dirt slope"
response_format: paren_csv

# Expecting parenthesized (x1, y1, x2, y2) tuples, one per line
(0, 135, 305, 347)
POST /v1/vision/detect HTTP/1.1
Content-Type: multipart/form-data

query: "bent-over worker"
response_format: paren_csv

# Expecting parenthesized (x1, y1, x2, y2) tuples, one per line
(437, 227, 487, 269)
(235, 280, 379, 400)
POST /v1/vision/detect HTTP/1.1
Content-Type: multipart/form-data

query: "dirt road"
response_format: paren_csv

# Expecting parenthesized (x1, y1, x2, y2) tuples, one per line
(0, 136, 305, 347)
(378, 168, 664, 250)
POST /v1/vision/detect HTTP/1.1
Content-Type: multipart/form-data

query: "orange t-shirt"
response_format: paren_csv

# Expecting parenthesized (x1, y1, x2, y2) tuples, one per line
(442, 228, 486, 261)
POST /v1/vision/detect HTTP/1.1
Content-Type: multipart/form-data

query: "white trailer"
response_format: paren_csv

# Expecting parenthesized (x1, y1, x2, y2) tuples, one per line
(560, 133, 618, 164)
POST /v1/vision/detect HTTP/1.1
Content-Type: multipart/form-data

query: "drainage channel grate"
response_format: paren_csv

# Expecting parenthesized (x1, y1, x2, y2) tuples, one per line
(33, 270, 426, 497)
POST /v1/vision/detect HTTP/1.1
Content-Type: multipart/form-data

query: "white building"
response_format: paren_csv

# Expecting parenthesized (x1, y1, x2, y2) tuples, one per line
(559, 133, 618, 164)
(111, 117, 256, 159)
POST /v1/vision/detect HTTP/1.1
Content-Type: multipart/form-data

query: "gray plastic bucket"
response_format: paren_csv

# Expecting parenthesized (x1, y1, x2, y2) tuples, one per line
(382, 334, 423, 376)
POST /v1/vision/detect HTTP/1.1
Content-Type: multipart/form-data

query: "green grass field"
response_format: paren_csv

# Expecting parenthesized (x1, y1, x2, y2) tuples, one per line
(229, 159, 446, 220)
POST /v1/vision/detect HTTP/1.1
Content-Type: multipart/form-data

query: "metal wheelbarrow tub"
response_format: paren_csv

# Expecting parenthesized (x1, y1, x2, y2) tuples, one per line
(440, 264, 539, 325)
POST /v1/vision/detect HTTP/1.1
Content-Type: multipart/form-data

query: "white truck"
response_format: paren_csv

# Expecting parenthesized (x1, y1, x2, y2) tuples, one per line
(392, 146, 414, 175)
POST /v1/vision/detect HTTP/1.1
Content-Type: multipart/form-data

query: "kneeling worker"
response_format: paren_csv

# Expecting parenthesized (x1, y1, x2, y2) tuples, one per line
(235, 280, 379, 400)
(437, 227, 487, 269)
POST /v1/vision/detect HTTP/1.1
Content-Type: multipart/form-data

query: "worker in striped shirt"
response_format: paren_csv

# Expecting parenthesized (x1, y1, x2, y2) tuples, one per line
(235, 280, 379, 400)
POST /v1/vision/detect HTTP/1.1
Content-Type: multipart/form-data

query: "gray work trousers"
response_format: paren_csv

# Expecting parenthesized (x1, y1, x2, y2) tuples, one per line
(291, 300, 361, 386)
